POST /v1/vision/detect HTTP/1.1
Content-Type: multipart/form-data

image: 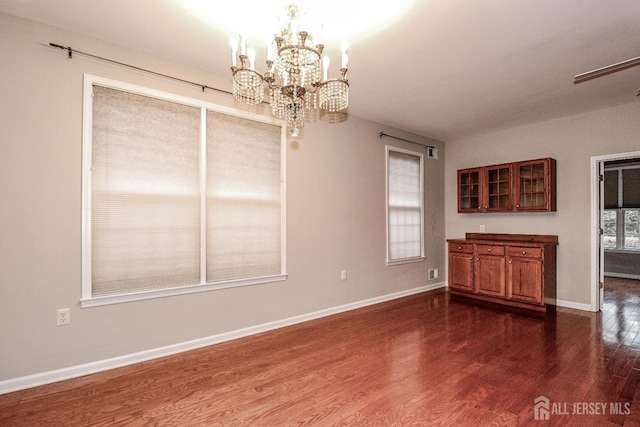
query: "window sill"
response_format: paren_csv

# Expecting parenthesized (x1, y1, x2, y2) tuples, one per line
(81, 274, 288, 308)
(386, 256, 426, 267)
(604, 249, 640, 254)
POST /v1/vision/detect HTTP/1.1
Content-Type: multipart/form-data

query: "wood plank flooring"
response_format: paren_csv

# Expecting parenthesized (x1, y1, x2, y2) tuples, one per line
(2, 279, 640, 426)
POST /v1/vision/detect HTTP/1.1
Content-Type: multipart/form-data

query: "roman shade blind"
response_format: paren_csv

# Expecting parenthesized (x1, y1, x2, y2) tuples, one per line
(91, 86, 201, 295)
(206, 111, 282, 282)
(622, 168, 640, 208)
(604, 170, 618, 209)
(387, 148, 424, 261)
(604, 167, 640, 208)
(84, 78, 285, 304)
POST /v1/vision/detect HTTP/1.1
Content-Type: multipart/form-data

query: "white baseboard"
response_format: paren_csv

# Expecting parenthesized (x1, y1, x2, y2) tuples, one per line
(443, 281, 593, 313)
(545, 297, 593, 312)
(0, 281, 446, 395)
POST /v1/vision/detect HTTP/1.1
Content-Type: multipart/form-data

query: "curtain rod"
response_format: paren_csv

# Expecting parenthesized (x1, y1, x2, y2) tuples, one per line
(48, 42, 236, 98)
(379, 132, 435, 150)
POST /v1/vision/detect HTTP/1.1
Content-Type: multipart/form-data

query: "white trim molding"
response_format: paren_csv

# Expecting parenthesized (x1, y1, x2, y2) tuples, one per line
(590, 150, 640, 312)
(545, 297, 592, 312)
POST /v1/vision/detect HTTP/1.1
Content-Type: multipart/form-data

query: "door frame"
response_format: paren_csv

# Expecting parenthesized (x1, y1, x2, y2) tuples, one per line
(590, 150, 640, 311)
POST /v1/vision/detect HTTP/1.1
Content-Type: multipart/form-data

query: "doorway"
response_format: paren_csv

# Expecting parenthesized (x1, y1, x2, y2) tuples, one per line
(591, 151, 640, 311)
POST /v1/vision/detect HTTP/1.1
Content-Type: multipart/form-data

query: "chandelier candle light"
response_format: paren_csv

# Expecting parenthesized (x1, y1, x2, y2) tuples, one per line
(230, 3, 349, 137)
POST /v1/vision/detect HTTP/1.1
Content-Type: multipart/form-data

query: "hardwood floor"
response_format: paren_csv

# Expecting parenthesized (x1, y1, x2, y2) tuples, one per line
(2, 282, 640, 426)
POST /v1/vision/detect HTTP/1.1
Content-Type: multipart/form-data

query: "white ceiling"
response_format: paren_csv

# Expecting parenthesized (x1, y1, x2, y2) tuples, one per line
(2, 0, 640, 141)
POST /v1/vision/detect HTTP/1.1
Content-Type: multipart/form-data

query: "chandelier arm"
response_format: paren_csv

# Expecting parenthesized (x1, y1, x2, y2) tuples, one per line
(266, 80, 281, 91)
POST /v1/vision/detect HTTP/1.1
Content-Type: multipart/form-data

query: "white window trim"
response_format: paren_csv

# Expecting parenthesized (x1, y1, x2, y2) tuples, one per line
(603, 164, 640, 253)
(81, 74, 287, 307)
(385, 145, 426, 266)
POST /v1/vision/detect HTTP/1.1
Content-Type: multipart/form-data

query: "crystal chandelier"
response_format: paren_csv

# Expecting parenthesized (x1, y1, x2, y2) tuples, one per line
(230, 2, 349, 137)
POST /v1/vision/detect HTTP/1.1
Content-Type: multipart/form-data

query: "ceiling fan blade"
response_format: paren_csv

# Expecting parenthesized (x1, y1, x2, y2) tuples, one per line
(574, 56, 640, 84)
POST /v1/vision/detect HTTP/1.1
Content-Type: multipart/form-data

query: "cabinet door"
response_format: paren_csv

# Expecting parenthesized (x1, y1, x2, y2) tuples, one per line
(485, 164, 512, 211)
(507, 257, 543, 304)
(458, 168, 483, 213)
(449, 251, 474, 292)
(475, 254, 506, 297)
(514, 158, 556, 212)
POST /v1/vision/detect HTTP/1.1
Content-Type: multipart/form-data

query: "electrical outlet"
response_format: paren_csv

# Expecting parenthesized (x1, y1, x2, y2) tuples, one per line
(341, 270, 347, 281)
(428, 268, 439, 280)
(56, 308, 70, 326)
(480, 224, 486, 232)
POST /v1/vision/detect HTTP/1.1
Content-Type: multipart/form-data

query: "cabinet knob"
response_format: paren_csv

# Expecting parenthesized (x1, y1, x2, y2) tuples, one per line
(522, 251, 526, 255)
(458, 246, 462, 250)
(476, 257, 479, 261)
(488, 248, 492, 252)
(516, 204, 520, 208)
(509, 260, 512, 264)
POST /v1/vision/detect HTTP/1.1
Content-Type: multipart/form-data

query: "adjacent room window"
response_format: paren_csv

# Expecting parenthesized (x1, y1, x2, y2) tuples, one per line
(603, 165, 640, 251)
(82, 75, 285, 306)
(386, 146, 425, 264)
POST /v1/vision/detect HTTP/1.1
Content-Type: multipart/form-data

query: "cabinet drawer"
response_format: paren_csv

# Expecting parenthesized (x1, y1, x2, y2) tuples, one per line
(449, 243, 473, 254)
(508, 247, 542, 259)
(476, 245, 504, 256)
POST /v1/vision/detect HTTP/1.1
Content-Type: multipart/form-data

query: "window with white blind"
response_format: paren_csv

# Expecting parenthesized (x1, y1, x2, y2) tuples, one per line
(604, 164, 640, 252)
(82, 75, 286, 307)
(386, 146, 425, 264)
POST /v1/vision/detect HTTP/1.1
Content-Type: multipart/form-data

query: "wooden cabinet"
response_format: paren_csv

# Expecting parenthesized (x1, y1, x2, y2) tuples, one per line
(514, 158, 557, 211)
(486, 164, 513, 212)
(507, 247, 543, 304)
(447, 233, 558, 312)
(448, 243, 474, 292)
(457, 158, 555, 213)
(458, 168, 482, 212)
(475, 245, 506, 297)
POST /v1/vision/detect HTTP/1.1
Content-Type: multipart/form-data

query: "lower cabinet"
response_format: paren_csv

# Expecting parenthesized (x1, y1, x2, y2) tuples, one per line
(448, 233, 557, 312)
(507, 247, 544, 304)
(448, 243, 473, 292)
(475, 245, 506, 297)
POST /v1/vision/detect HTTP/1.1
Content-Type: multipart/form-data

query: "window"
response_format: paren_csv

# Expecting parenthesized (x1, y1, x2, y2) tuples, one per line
(603, 164, 640, 252)
(386, 146, 425, 264)
(603, 210, 617, 249)
(82, 75, 285, 307)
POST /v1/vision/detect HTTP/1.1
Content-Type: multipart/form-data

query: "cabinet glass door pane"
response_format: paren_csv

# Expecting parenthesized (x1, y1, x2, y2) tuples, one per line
(488, 166, 510, 210)
(460, 170, 481, 210)
(519, 163, 545, 208)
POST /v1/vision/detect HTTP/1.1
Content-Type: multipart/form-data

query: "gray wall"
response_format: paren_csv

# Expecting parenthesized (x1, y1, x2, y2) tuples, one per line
(445, 101, 640, 307)
(605, 252, 640, 279)
(0, 13, 445, 382)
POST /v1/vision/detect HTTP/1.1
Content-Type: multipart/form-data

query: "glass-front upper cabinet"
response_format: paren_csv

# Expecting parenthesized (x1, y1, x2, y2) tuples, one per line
(458, 164, 512, 213)
(486, 164, 512, 211)
(457, 158, 556, 213)
(458, 168, 482, 213)
(514, 158, 556, 212)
